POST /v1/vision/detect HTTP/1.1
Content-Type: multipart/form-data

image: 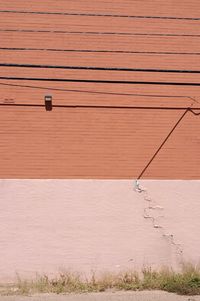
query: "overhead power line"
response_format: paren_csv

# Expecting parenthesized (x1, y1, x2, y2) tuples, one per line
(1, 47, 200, 56)
(137, 109, 189, 179)
(137, 106, 200, 179)
(1, 28, 200, 37)
(0, 82, 197, 104)
(1, 76, 200, 86)
(1, 63, 200, 74)
(0, 102, 200, 112)
(0, 10, 200, 21)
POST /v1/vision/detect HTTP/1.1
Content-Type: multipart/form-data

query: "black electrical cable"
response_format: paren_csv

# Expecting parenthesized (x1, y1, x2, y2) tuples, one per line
(1, 63, 200, 74)
(137, 108, 190, 179)
(1, 47, 200, 56)
(0, 10, 200, 21)
(190, 109, 200, 115)
(1, 102, 200, 111)
(1, 76, 200, 86)
(1, 28, 200, 37)
(0, 82, 197, 104)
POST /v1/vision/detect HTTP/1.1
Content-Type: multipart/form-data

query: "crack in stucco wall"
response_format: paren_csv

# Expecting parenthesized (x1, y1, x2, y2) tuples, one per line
(134, 180, 183, 264)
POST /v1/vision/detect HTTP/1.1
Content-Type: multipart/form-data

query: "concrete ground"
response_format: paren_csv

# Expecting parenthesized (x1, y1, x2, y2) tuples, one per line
(0, 291, 199, 301)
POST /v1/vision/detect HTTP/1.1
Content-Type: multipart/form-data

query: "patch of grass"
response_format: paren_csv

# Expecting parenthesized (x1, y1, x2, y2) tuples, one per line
(160, 263, 200, 295)
(1, 263, 200, 296)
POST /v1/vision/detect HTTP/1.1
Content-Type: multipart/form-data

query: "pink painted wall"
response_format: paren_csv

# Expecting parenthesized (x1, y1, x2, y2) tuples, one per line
(0, 180, 200, 282)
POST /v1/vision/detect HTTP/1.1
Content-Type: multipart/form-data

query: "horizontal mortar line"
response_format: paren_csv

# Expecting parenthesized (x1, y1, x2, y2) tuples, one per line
(1, 63, 200, 73)
(1, 103, 200, 110)
(1, 77, 200, 86)
(1, 47, 200, 56)
(1, 28, 200, 37)
(0, 10, 200, 21)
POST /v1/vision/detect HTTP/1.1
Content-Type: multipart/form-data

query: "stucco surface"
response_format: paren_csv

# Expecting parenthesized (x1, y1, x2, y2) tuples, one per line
(0, 180, 199, 282)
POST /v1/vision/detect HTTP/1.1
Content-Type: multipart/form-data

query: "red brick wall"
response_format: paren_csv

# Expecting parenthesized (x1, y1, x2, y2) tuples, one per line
(0, 0, 200, 179)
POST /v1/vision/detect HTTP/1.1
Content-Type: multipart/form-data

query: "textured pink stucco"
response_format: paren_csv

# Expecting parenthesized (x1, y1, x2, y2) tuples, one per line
(0, 180, 200, 282)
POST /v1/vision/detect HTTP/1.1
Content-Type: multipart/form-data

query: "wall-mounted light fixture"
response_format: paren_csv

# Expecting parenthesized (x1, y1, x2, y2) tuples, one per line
(44, 95, 52, 111)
